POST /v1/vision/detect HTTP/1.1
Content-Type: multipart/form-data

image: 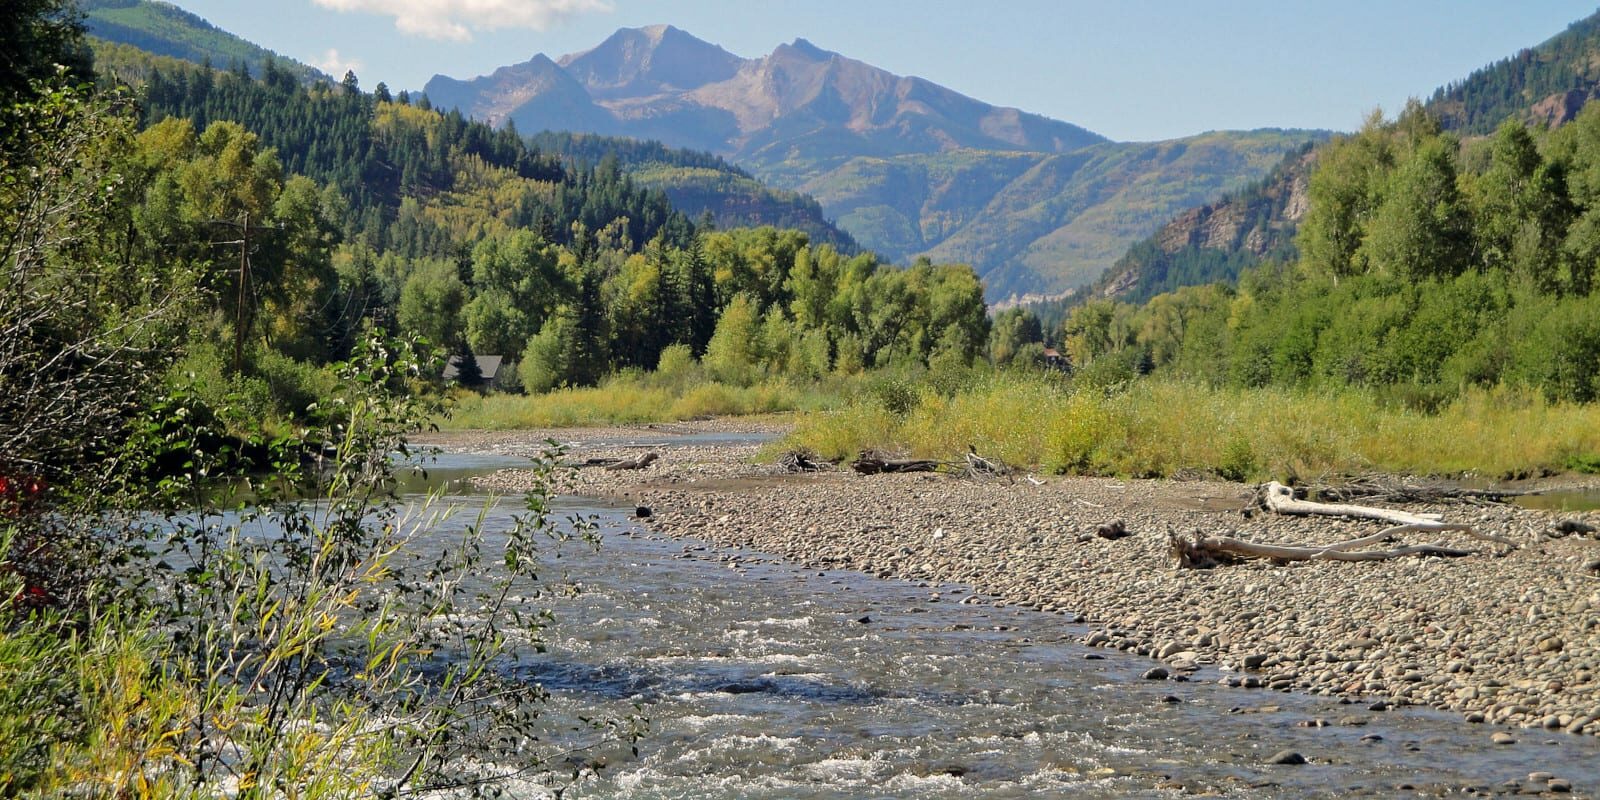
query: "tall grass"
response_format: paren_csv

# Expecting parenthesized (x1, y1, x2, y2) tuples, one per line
(440, 373, 842, 429)
(783, 373, 1600, 480)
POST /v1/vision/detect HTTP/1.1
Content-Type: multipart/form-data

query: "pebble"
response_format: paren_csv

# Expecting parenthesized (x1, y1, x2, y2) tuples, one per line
(1142, 667, 1170, 680)
(1492, 732, 1516, 745)
(1266, 750, 1307, 765)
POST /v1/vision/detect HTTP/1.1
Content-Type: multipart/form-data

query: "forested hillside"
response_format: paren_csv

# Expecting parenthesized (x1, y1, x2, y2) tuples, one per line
(69, 45, 989, 431)
(531, 131, 860, 252)
(1060, 105, 1600, 405)
(1092, 9, 1600, 308)
(1431, 11, 1600, 134)
(801, 130, 1325, 298)
(81, 2, 861, 255)
(81, 0, 323, 82)
(1087, 144, 1316, 306)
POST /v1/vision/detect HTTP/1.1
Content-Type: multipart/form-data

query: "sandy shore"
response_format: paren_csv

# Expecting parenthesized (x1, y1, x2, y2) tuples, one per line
(426, 421, 1600, 739)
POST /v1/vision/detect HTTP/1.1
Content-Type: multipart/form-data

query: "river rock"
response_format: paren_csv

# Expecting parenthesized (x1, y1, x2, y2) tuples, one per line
(1266, 750, 1307, 765)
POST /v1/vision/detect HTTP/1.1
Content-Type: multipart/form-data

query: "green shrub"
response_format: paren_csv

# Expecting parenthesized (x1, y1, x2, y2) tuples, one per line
(1217, 435, 1260, 482)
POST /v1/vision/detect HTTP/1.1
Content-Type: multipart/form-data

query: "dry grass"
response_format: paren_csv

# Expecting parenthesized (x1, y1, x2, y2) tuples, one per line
(783, 376, 1600, 480)
(439, 375, 835, 430)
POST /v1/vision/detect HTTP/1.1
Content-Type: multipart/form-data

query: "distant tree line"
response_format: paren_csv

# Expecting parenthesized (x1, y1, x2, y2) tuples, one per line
(1058, 101, 1600, 404)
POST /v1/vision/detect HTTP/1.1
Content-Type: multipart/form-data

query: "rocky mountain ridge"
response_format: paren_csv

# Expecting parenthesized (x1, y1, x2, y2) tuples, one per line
(424, 26, 1322, 299)
(424, 26, 1107, 167)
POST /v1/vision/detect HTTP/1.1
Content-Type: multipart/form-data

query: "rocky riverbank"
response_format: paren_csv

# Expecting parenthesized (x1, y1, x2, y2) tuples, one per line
(427, 422, 1600, 743)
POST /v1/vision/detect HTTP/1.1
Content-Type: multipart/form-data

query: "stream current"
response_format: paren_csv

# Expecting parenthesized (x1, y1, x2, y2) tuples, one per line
(400, 449, 1600, 798)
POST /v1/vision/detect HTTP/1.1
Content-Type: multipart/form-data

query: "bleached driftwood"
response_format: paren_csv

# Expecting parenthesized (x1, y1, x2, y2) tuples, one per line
(1168, 529, 1478, 568)
(1261, 481, 1517, 548)
(1172, 482, 1521, 569)
(1262, 481, 1443, 524)
(963, 446, 1010, 479)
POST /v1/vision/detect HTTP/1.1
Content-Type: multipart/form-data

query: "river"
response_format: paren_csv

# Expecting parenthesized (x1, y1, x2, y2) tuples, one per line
(405, 449, 1600, 798)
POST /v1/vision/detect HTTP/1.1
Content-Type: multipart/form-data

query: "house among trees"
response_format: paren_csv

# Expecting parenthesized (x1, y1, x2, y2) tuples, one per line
(443, 354, 503, 387)
(1041, 348, 1068, 371)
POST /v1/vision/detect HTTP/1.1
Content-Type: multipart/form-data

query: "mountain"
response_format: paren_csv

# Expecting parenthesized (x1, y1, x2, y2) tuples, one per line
(80, 0, 323, 82)
(422, 54, 617, 135)
(528, 131, 858, 251)
(427, 27, 1106, 165)
(85, 7, 857, 250)
(803, 130, 1325, 298)
(559, 24, 744, 99)
(424, 26, 1319, 299)
(1090, 144, 1316, 305)
(1431, 11, 1600, 133)
(1095, 9, 1600, 307)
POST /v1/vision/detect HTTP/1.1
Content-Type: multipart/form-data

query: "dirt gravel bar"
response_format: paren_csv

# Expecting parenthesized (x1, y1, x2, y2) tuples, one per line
(449, 421, 1600, 739)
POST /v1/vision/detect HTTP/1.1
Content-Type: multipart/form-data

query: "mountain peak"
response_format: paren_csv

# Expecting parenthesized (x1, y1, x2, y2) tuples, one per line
(559, 24, 744, 97)
(784, 37, 836, 61)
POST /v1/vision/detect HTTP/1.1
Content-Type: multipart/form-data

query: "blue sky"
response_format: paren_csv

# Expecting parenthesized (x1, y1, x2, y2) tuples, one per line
(173, 0, 1600, 141)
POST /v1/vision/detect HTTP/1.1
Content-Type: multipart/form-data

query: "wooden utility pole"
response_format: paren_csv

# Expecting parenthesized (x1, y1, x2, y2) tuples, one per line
(234, 211, 250, 374)
(206, 213, 277, 374)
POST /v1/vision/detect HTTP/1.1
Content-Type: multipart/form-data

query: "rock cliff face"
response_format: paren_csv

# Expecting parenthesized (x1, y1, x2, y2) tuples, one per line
(1155, 159, 1311, 257)
(1091, 147, 1317, 304)
(1529, 89, 1597, 129)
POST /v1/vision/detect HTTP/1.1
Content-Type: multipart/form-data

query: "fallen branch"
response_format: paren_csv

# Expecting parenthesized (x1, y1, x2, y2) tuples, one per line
(1169, 529, 1473, 569)
(1261, 482, 1517, 548)
(604, 452, 659, 471)
(963, 446, 1011, 479)
(777, 450, 830, 473)
(851, 451, 940, 475)
(1261, 481, 1442, 524)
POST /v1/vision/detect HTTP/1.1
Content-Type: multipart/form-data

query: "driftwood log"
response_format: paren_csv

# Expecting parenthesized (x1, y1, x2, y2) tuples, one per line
(603, 452, 659, 471)
(851, 454, 940, 475)
(1169, 529, 1475, 569)
(851, 446, 1012, 478)
(1172, 482, 1518, 569)
(1261, 482, 1517, 548)
(777, 450, 830, 473)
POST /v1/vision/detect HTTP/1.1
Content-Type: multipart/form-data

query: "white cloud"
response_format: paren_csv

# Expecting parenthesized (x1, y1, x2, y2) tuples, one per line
(311, 0, 612, 42)
(313, 48, 364, 77)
